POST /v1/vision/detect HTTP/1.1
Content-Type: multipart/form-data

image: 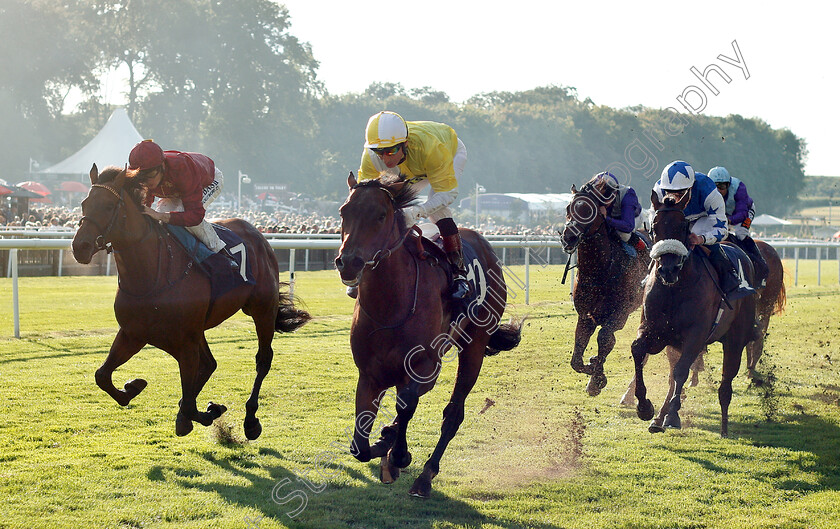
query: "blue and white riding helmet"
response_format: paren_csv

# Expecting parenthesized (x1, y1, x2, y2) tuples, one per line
(708, 166, 731, 184)
(659, 161, 695, 191)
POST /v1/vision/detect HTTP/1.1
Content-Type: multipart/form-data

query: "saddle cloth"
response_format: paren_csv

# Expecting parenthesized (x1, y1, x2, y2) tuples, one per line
(410, 223, 487, 307)
(165, 223, 255, 299)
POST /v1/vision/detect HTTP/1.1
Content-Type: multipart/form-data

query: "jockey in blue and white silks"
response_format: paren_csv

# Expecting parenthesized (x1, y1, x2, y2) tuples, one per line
(652, 160, 755, 300)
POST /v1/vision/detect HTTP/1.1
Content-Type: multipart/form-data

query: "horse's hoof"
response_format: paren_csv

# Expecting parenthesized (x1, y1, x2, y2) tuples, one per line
(408, 476, 432, 498)
(175, 415, 194, 437)
(124, 378, 147, 397)
(244, 417, 262, 440)
(379, 456, 400, 484)
(663, 414, 681, 430)
(648, 422, 666, 434)
(207, 402, 227, 419)
(586, 379, 602, 397)
(637, 399, 655, 421)
(389, 448, 412, 469)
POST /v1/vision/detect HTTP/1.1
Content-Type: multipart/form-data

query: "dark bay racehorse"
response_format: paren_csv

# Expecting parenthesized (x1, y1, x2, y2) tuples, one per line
(335, 174, 523, 498)
(72, 165, 309, 438)
(560, 179, 649, 396)
(619, 237, 786, 414)
(631, 190, 757, 437)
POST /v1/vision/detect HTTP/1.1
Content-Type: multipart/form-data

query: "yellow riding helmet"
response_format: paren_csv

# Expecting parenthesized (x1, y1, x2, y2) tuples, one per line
(364, 111, 408, 149)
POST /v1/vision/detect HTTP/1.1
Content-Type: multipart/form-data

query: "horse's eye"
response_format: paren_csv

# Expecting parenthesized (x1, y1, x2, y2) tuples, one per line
(378, 213, 386, 223)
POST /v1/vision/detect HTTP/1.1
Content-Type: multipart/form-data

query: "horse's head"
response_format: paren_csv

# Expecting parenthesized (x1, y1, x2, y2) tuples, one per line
(334, 172, 415, 286)
(649, 189, 692, 285)
(72, 164, 145, 263)
(560, 180, 611, 254)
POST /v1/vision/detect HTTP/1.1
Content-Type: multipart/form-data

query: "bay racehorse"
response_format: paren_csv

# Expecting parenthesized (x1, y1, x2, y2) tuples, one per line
(335, 173, 523, 498)
(619, 237, 786, 412)
(631, 190, 757, 437)
(72, 165, 309, 439)
(560, 178, 649, 396)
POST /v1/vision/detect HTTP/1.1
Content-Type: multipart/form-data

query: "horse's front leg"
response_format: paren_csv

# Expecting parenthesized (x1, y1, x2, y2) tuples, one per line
(649, 346, 680, 433)
(632, 331, 664, 422)
(95, 329, 148, 407)
(620, 353, 649, 407)
(175, 339, 224, 436)
(663, 338, 705, 431)
(586, 324, 619, 396)
(570, 315, 597, 377)
(350, 375, 386, 463)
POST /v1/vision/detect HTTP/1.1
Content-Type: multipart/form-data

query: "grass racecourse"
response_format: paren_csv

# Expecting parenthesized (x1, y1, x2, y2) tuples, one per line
(1, 260, 839, 529)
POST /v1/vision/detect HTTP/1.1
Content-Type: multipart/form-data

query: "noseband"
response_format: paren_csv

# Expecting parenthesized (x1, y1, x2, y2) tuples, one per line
(79, 184, 125, 253)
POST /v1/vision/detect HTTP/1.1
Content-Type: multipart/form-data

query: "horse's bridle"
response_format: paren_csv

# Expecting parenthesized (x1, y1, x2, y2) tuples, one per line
(348, 185, 416, 271)
(78, 183, 126, 253)
(651, 205, 691, 270)
(562, 183, 608, 253)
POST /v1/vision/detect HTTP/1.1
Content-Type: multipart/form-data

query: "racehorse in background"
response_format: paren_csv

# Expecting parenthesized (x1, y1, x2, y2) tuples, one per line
(72, 165, 309, 439)
(335, 173, 523, 498)
(631, 190, 758, 437)
(559, 178, 650, 396)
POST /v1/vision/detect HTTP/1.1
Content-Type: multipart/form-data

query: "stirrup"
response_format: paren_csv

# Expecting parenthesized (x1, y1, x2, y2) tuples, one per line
(451, 276, 470, 300)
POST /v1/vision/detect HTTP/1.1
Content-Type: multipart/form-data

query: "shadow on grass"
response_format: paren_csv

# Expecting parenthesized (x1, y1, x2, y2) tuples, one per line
(150, 446, 566, 529)
(673, 412, 840, 492)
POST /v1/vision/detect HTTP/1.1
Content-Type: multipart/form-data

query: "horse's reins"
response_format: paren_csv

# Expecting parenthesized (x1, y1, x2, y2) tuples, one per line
(80, 183, 191, 298)
(350, 185, 423, 334)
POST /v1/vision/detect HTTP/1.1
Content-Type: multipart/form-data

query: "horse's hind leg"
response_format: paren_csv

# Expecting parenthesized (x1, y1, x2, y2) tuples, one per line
(243, 309, 276, 440)
(409, 342, 485, 499)
(719, 335, 745, 438)
(95, 329, 148, 407)
(175, 338, 223, 436)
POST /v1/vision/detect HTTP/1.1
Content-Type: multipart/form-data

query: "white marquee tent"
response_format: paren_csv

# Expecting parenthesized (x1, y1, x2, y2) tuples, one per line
(39, 108, 143, 176)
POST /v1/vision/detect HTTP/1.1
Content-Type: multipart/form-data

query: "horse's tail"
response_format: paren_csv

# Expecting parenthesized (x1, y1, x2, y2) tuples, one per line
(275, 286, 311, 333)
(773, 281, 786, 315)
(485, 317, 526, 356)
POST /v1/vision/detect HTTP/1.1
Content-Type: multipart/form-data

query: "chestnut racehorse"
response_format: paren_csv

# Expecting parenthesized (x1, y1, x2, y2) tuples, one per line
(335, 174, 523, 498)
(72, 165, 309, 438)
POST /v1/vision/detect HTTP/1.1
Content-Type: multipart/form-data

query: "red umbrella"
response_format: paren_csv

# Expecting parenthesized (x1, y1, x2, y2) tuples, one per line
(16, 181, 51, 196)
(257, 192, 276, 201)
(0, 184, 12, 196)
(59, 181, 90, 193)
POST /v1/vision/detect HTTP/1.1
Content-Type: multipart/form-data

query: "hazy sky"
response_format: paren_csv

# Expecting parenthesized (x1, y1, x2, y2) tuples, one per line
(276, 0, 836, 176)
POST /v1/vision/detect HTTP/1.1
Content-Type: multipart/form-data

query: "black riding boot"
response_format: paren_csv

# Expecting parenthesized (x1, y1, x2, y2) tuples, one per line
(739, 236, 768, 287)
(707, 243, 755, 301)
(442, 233, 470, 300)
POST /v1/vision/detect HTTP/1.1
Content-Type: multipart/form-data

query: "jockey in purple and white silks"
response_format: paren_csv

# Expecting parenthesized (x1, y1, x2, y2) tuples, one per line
(708, 165, 769, 286)
(593, 171, 647, 257)
(652, 160, 755, 301)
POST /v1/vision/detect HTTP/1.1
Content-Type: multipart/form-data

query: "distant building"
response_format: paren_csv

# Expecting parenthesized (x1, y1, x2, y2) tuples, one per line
(459, 193, 573, 222)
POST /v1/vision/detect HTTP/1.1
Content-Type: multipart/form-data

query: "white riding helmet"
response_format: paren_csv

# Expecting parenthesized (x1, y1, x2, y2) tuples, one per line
(708, 166, 731, 184)
(364, 111, 408, 149)
(659, 161, 695, 191)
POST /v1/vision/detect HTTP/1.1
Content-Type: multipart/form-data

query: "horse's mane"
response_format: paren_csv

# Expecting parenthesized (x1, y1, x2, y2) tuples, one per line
(351, 176, 420, 234)
(98, 165, 146, 208)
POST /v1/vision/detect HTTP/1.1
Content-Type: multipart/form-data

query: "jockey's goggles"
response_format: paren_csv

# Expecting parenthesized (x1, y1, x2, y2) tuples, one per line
(372, 144, 403, 157)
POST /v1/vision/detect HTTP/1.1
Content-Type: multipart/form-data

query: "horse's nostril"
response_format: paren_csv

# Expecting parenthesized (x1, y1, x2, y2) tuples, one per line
(334, 256, 344, 271)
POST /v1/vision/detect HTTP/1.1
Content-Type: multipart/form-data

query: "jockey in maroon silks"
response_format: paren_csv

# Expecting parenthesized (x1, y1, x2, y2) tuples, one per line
(126, 139, 235, 264)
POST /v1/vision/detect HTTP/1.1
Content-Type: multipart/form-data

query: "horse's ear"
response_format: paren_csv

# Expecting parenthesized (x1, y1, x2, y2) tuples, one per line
(571, 184, 578, 194)
(347, 172, 357, 189)
(90, 163, 98, 185)
(115, 165, 127, 188)
(651, 189, 662, 210)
